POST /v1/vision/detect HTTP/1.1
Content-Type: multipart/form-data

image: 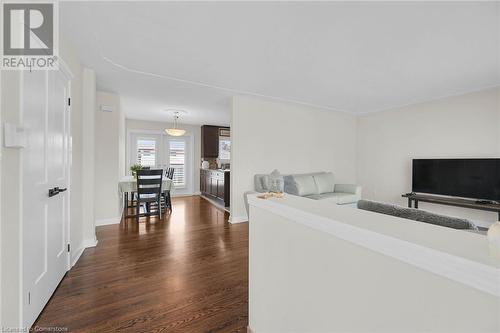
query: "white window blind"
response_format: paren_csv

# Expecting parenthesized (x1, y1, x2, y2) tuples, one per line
(169, 140, 185, 187)
(136, 139, 156, 167)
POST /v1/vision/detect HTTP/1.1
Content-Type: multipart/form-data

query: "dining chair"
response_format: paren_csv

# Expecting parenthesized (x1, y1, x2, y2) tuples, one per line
(166, 167, 174, 179)
(129, 166, 151, 208)
(162, 167, 175, 211)
(135, 169, 163, 222)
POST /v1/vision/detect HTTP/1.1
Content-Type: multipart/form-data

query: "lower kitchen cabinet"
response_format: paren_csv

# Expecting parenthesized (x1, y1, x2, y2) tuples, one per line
(200, 169, 230, 207)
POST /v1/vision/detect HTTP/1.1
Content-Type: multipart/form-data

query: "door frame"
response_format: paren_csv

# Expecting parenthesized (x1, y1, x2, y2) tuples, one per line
(20, 59, 73, 327)
(126, 129, 195, 195)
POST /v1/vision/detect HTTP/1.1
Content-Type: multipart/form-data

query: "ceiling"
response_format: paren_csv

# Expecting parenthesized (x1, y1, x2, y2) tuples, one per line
(60, 1, 499, 125)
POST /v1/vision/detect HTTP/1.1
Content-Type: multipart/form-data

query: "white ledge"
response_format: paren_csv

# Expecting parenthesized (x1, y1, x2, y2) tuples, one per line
(248, 195, 500, 297)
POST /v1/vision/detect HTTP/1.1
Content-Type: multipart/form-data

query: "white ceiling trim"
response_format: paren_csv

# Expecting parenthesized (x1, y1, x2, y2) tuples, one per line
(359, 84, 500, 115)
(100, 54, 352, 114)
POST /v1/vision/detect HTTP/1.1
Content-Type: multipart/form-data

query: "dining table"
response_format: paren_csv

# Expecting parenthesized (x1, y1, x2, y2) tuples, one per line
(119, 176, 173, 218)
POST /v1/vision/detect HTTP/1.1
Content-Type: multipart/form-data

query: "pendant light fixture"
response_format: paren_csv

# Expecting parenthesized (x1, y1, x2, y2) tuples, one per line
(165, 111, 186, 136)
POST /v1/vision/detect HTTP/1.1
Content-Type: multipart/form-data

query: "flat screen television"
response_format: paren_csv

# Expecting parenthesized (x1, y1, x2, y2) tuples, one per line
(412, 158, 500, 201)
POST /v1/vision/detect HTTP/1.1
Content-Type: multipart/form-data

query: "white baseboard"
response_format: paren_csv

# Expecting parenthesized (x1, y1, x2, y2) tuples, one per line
(95, 216, 121, 226)
(83, 237, 98, 248)
(229, 215, 248, 224)
(71, 238, 98, 267)
(71, 245, 85, 267)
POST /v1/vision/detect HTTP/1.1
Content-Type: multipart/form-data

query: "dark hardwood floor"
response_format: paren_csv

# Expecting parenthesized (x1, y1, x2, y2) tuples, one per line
(34, 196, 249, 332)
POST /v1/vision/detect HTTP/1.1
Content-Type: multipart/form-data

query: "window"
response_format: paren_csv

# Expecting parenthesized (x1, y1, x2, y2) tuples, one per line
(136, 139, 156, 167)
(130, 132, 192, 192)
(219, 137, 231, 160)
(169, 140, 186, 187)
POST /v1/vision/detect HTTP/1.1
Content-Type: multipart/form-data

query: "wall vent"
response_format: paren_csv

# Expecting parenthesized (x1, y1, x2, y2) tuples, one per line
(101, 105, 114, 112)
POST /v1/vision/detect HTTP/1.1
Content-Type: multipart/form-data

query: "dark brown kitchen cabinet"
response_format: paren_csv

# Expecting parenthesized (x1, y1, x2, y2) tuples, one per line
(200, 169, 230, 207)
(201, 125, 220, 158)
(201, 125, 230, 159)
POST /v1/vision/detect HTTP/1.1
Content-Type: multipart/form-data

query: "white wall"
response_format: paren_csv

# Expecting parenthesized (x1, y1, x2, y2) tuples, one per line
(81, 69, 97, 245)
(230, 95, 357, 222)
(357, 87, 500, 227)
(249, 203, 499, 332)
(125, 119, 201, 196)
(94, 92, 122, 225)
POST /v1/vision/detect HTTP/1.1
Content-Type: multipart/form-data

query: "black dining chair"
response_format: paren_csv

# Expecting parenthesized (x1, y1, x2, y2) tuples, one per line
(161, 167, 175, 211)
(129, 166, 151, 209)
(166, 167, 174, 180)
(135, 169, 163, 222)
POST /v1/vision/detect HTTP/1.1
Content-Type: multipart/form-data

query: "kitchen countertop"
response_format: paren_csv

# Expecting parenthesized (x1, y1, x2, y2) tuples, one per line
(201, 168, 230, 172)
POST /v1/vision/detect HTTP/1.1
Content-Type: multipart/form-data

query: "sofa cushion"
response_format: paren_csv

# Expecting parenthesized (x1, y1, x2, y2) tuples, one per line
(306, 192, 359, 204)
(284, 174, 318, 196)
(313, 172, 335, 194)
(284, 172, 324, 196)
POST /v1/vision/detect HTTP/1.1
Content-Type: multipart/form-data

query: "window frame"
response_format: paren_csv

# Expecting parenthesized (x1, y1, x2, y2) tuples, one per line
(126, 129, 194, 194)
(135, 137, 158, 168)
(168, 138, 187, 189)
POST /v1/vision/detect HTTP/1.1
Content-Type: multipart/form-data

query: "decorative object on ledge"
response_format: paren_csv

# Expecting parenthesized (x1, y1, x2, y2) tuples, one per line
(165, 110, 186, 136)
(269, 169, 284, 193)
(201, 160, 209, 170)
(487, 222, 500, 259)
(257, 192, 285, 199)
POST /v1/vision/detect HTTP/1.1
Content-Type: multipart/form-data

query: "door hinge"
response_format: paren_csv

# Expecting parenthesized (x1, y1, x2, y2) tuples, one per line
(28, 292, 31, 305)
(68, 98, 71, 106)
(67, 244, 70, 252)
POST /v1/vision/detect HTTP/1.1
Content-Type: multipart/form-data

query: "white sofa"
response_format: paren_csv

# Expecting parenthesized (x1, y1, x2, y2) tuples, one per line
(254, 172, 361, 205)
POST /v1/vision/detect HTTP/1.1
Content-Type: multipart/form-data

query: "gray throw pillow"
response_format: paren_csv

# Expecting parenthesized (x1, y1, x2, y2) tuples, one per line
(261, 175, 271, 192)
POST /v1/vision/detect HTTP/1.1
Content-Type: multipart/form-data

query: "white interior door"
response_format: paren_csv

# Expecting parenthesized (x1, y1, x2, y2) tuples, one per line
(22, 67, 71, 328)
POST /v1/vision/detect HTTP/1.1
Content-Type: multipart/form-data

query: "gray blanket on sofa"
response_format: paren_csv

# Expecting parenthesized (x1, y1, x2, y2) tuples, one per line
(357, 200, 478, 230)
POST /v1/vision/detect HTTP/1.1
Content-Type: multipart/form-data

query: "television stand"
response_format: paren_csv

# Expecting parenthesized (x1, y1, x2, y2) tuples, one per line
(401, 193, 500, 220)
(476, 199, 500, 205)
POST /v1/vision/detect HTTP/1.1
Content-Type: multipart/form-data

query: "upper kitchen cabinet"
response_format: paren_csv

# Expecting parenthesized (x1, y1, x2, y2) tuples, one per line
(201, 125, 219, 158)
(201, 125, 230, 158)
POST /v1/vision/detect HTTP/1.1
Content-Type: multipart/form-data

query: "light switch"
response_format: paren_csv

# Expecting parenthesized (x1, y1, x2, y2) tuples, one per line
(3, 122, 26, 148)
